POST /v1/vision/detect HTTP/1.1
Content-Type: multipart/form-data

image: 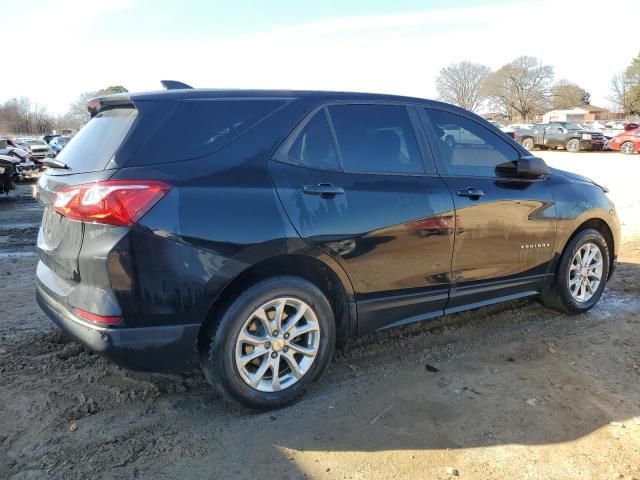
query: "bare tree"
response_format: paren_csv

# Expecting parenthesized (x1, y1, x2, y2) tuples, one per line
(64, 91, 97, 131)
(551, 80, 590, 109)
(482, 56, 554, 121)
(62, 86, 129, 131)
(435, 61, 491, 112)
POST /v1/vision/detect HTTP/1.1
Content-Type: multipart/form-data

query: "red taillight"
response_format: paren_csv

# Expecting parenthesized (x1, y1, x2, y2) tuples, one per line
(53, 180, 170, 227)
(74, 308, 121, 325)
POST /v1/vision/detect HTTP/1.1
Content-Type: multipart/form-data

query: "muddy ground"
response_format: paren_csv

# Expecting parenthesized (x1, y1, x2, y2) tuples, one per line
(1, 152, 639, 479)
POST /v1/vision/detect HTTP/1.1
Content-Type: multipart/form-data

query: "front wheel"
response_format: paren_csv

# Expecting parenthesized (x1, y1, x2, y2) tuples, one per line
(541, 229, 610, 314)
(620, 141, 635, 155)
(201, 276, 336, 409)
(566, 138, 581, 153)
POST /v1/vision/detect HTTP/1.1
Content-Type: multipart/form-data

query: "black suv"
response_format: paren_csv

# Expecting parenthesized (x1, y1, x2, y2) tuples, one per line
(36, 85, 620, 409)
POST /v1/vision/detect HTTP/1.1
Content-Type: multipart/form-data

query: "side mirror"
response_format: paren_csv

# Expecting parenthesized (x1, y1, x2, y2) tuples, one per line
(496, 155, 549, 179)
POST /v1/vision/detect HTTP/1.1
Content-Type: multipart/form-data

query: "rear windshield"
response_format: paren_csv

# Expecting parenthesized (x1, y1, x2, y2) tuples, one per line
(56, 108, 137, 173)
(131, 99, 286, 165)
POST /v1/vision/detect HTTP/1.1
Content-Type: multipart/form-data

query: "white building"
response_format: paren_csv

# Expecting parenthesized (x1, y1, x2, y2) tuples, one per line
(542, 105, 608, 123)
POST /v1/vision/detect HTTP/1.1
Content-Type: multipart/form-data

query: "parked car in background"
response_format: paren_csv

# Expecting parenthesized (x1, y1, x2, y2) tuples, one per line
(514, 122, 604, 152)
(49, 136, 71, 156)
(609, 127, 640, 154)
(499, 124, 517, 138)
(43, 134, 61, 144)
(0, 138, 40, 179)
(0, 155, 18, 194)
(14, 138, 52, 162)
(507, 123, 535, 131)
(36, 86, 619, 409)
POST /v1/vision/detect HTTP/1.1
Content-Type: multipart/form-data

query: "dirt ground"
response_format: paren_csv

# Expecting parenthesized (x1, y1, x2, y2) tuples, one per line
(1, 151, 639, 480)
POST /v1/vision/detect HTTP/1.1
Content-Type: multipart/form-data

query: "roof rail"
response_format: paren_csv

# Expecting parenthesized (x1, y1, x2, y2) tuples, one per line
(160, 80, 193, 90)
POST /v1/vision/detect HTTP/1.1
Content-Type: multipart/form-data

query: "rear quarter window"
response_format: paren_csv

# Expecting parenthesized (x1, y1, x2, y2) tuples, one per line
(56, 108, 137, 173)
(133, 99, 287, 165)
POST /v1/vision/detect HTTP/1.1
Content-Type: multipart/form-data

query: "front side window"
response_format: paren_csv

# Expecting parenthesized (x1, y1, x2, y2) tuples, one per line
(425, 108, 519, 177)
(280, 110, 339, 170)
(328, 104, 423, 174)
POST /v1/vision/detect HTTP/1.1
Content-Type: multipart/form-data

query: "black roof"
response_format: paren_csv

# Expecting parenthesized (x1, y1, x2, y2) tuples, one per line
(124, 87, 436, 104)
(93, 85, 482, 123)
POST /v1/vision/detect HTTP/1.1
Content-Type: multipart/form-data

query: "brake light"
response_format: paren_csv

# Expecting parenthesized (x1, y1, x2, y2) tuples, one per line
(74, 308, 121, 325)
(53, 180, 170, 227)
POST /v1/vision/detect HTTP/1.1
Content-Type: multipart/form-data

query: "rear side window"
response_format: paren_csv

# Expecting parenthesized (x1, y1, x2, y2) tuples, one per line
(277, 110, 339, 170)
(139, 99, 286, 164)
(56, 108, 137, 173)
(328, 104, 423, 174)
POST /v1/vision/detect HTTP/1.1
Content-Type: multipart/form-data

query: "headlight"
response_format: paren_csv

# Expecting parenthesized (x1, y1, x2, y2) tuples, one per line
(582, 133, 592, 140)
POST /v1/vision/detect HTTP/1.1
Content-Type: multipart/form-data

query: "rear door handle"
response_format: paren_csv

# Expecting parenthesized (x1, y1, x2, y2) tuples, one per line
(302, 183, 345, 197)
(456, 187, 486, 198)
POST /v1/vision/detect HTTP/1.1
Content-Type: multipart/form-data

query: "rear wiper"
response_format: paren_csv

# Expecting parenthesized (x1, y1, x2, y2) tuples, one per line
(42, 158, 70, 170)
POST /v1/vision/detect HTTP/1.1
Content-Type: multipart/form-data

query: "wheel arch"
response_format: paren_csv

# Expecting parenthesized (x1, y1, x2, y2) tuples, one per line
(197, 253, 356, 357)
(558, 218, 615, 280)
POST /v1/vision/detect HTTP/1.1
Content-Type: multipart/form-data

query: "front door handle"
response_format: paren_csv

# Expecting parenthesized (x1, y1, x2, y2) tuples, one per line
(302, 183, 345, 198)
(456, 187, 486, 198)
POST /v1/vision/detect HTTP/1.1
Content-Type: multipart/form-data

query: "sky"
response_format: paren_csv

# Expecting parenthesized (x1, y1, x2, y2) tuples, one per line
(2, 0, 639, 114)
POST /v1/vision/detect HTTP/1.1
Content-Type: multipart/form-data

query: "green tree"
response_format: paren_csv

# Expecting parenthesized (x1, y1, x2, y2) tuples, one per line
(95, 85, 128, 96)
(551, 80, 590, 109)
(610, 51, 640, 115)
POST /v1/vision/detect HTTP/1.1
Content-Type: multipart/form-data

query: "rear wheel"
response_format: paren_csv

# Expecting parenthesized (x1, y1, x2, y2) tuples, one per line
(201, 276, 336, 409)
(620, 141, 635, 155)
(521, 137, 534, 150)
(541, 229, 610, 314)
(566, 138, 581, 153)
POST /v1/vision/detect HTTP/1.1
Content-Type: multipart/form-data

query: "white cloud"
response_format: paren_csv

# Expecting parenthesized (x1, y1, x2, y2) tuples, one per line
(3, 0, 639, 114)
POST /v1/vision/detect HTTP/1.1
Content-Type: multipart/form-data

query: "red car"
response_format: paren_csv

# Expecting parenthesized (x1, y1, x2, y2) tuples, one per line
(610, 125, 640, 154)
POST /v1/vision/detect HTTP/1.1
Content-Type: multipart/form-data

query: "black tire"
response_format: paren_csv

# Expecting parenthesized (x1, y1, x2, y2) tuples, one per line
(566, 138, 581, 153)
(201, 276, 336, 410)
(620, 141, 635, 155)
(521, 137, 535, 150)
(541, 229, 610, 314)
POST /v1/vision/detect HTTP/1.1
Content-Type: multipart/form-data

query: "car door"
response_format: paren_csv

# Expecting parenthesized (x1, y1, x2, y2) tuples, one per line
(268, 103, 455, 334)
(527, 124, 545, 145)
(420, 107, 557, 312)
(543, 123, 565, 148)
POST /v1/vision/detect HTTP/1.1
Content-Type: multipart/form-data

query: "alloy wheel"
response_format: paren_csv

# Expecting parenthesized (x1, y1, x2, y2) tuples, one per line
(568, 243, 603, 303)
(234, 297, 320, 392)
(566, 139, 580, 153)
(621, 142, 635, 154)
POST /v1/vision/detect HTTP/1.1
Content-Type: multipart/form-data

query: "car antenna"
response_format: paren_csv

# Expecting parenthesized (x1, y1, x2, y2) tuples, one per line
(160, 80, 193, 90)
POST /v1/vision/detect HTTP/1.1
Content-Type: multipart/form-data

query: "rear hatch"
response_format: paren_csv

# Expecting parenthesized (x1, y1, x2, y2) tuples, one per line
(37, 106, 138, 283)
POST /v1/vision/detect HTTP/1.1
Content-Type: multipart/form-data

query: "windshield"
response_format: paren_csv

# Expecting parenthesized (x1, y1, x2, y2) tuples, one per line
(562, 122, 583, 130)
(58, 137, 70, 146)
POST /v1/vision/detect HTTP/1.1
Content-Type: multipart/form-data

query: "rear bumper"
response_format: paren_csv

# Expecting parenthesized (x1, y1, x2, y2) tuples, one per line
(36, 282, 200, 372)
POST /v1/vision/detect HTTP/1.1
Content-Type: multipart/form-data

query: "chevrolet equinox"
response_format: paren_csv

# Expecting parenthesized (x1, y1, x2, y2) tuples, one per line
(36, 83, 620, 409)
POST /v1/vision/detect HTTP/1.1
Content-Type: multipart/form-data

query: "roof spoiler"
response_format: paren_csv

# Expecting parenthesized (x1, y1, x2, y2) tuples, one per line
(160, 80, 193, 90)
(87, 94, 134, 117)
